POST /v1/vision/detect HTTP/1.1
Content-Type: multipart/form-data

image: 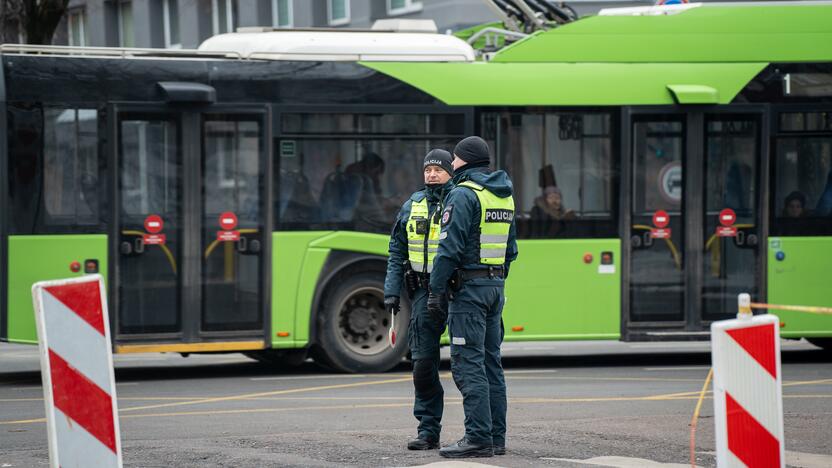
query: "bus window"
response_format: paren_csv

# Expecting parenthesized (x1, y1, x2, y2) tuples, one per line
(772, 111, 832, 236)
(276, 112, 465, 233)
(7, 106, 103, 234)
(482, 111, 617, 239)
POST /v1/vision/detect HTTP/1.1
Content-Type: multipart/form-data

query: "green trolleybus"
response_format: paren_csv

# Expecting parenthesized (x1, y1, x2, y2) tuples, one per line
(1, 2, 831, 372)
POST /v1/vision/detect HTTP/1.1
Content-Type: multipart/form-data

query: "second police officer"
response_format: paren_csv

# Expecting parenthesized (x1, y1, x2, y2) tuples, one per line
(428, 136, 518, 458)
(383, 149, 455, 450)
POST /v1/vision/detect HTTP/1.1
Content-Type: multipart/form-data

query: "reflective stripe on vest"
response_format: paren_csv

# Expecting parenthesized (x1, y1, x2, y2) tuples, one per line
(458, 180, 515, 266)
(406, 197, 442, 274)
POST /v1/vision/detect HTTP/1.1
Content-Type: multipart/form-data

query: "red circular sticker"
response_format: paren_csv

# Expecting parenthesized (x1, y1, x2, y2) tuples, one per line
(652, 210, 670, 228)
(219, 212, 238, 230)
(719, 208, 737, 227)
(144, 215, 164, 234)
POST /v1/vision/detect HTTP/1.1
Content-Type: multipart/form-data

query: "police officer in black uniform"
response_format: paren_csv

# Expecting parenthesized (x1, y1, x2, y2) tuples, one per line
(384, 149, 455, 450)
(428, 136, 518, 458)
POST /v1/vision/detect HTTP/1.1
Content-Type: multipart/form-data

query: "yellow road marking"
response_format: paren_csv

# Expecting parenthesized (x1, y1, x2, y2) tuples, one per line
(3, 391, 831, 425)
(120, 376, 413, 412)
(503, 375, 704, 383)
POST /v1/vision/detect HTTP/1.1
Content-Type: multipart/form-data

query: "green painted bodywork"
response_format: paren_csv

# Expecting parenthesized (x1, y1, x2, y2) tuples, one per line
(493, 5, 832, 63)
(6, 235, 108, 344)
(768, 237, 832, 338)
(271, 232, 621, 348)
(271, 231, 390, 348)
(666, 85, 719, 105)
(501, 239, 620, 341)
(363, 61, 765, 106)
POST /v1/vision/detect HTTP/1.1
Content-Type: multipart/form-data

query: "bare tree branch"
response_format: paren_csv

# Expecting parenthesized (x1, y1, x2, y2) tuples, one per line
(1, 0, 69, 44)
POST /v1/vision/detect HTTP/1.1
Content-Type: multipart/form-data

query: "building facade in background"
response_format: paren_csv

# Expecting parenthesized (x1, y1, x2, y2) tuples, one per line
(45, 0, 650, 49)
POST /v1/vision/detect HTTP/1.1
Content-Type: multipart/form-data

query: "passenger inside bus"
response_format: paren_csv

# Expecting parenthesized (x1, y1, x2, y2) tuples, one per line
(319, 152, 391, 232)
(783, 191, 808, 218)
(529, 185, 575, 238)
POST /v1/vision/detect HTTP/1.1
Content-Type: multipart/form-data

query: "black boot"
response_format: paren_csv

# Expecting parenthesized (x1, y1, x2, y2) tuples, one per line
(407, 437, 439, 450)
(439, 438, 494, 458)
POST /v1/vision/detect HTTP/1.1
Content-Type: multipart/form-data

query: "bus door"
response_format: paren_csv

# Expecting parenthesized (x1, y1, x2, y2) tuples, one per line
(625, 111, 762, 337)
(112, 106, 270, 349)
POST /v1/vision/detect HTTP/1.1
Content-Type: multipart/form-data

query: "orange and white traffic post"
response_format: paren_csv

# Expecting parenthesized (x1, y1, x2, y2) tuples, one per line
(710, 293, 785, 468)
(31, 274, 123, 468)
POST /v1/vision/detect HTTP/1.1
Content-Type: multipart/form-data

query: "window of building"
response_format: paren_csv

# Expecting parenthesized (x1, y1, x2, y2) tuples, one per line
(328, 0, 350, 26)
(482, 111, 618, 239)
(272, 0, 293, 28)
(275, 112, 465, 233)
(212, 0, 238, 35)
(68, 9, 86, 46)
(387, 0, 422, 16)
(8, 106, 103, 234)
(771, 111, 832, 236)
(163, 0, 181, 48)
(118, 0, 134, 47)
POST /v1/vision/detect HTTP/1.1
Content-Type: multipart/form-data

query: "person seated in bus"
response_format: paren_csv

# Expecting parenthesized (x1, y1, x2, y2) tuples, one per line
(529, 186, 575, 238)
(783, 191, 808, 219)
(814, 170, 832, 217)
(320, 152, 388, 231)
(277, 169, 319, 226)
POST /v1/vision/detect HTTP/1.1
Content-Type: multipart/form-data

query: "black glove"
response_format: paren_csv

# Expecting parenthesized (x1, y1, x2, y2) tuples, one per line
(427, 292, 448, 326)
(404, 270, 419, 298)
(384, 296, 400, 315)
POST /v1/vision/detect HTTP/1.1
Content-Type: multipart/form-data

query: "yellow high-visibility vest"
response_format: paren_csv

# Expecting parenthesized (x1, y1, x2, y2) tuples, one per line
(458, 180, 515, 265)
(406, 197, 442, 274)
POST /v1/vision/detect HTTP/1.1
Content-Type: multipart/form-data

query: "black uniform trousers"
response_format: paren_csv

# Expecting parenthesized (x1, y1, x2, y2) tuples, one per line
(446, 281, 507, 447)
(409, 287, 446, 441)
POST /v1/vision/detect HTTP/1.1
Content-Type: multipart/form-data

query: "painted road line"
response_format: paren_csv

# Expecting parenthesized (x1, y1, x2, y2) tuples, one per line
(542, 455, 695, 467)
(3, 391, 830, 426)
(118, 376, 414, 412)
(643, 366, 711, 371)
(250, 374, 371, 381)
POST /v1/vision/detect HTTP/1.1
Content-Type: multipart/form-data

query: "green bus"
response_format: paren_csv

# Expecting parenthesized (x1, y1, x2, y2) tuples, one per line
(1, 2, 830, 373)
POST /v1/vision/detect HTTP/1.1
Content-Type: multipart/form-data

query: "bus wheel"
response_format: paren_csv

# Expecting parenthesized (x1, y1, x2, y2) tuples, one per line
(807, 338, 832, 352)
(316, 271, 410, 373)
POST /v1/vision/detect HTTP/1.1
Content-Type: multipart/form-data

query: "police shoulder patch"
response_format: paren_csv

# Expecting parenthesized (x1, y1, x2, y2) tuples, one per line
(441, 205, 453, 226)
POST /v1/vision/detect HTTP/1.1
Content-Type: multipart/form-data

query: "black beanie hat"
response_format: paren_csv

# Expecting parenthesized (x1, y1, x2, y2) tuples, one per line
(454, 136, 490, 165)
(423, 149, 454, 176)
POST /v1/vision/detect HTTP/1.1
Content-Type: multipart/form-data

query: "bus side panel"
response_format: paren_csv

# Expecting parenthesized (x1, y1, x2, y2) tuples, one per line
(6, 235, 108, 343)
(503, 239, 621, 341)
(768, 237, 832, 338)
(271, 231, 332, 349)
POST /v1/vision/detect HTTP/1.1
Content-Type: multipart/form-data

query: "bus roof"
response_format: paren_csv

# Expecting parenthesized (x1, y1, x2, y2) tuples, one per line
(491, 2, 832, 63)
(364, 2, 832, 107)
(198, 27, 475, 62)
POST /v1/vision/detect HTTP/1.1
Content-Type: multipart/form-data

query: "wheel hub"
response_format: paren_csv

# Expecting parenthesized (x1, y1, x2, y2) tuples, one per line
(336, 287, 393, 356)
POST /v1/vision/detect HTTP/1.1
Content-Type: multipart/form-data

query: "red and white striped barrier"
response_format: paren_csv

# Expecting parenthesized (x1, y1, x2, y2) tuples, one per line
(32, 275, 123, 468)
(711, 294, 784, 468)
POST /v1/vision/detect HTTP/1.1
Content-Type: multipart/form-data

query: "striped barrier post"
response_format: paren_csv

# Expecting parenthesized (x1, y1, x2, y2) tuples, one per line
(710, 293, 784, 468)
(32, 274, 123, 468)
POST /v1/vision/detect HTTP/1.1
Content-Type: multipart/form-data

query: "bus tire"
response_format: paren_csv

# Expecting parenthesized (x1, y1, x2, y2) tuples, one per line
(807, 338, 832, 352)
(315, 270, 410, 373)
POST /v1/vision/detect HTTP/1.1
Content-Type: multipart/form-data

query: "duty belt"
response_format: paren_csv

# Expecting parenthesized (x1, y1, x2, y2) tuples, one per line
(460, 266, 506, 281)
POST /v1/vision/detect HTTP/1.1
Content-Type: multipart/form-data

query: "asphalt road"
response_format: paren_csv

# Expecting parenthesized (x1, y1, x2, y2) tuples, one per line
(1, 340, 831, 468)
